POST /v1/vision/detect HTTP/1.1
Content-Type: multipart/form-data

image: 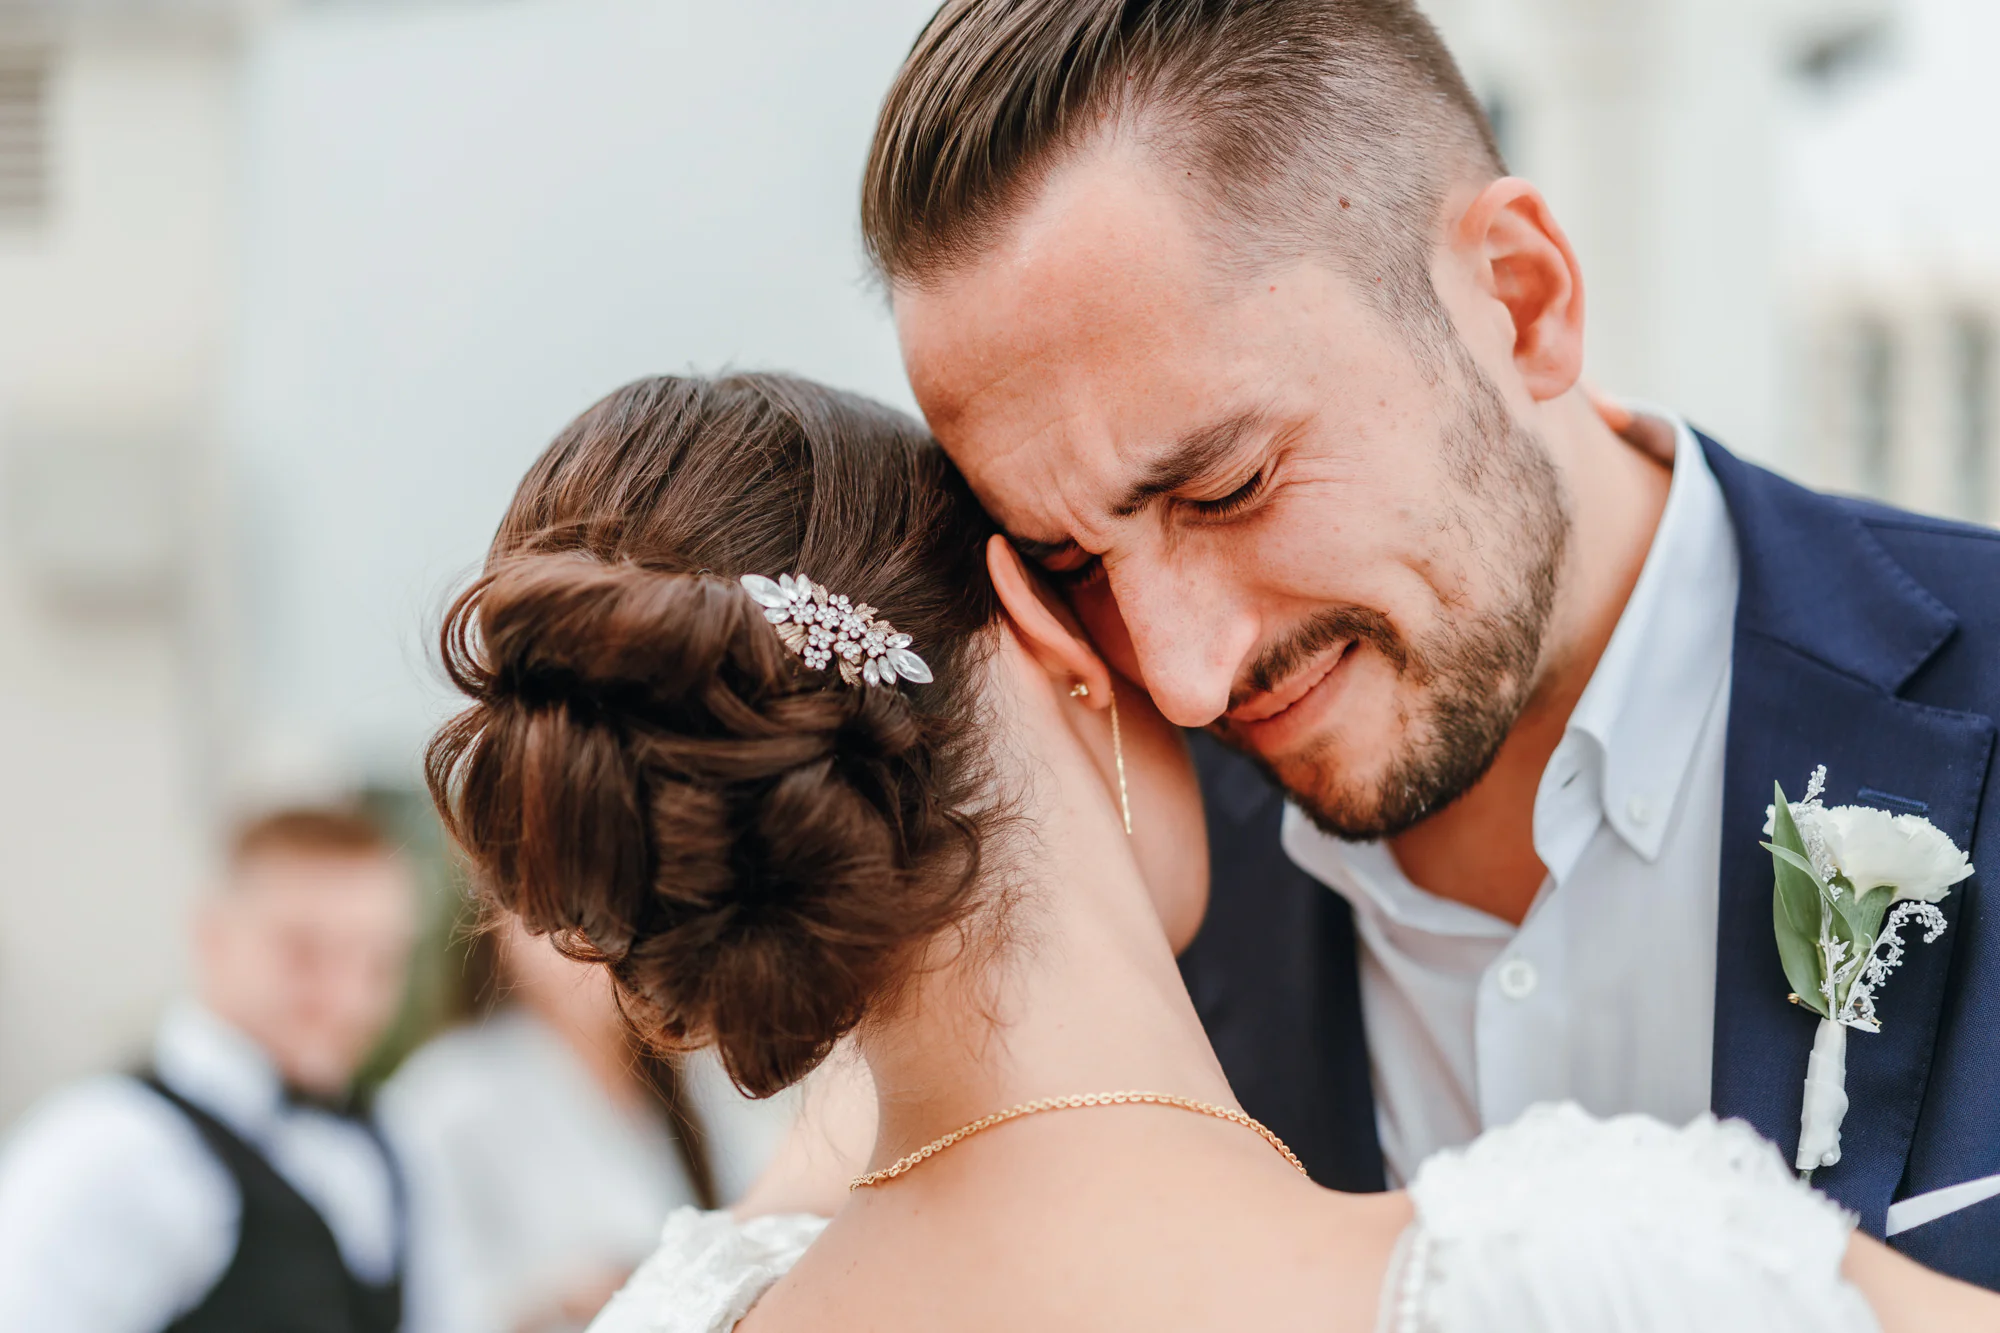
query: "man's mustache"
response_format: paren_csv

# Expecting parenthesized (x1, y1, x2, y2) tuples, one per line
(1228, 605, 1412, 715)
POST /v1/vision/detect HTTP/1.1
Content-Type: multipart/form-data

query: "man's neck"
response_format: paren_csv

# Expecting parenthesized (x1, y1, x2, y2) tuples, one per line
(1386, 396, 1673, 925)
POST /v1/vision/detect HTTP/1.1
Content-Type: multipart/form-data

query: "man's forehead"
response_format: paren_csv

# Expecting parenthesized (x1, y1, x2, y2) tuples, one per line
(916, 312, 1283, 542)
(893, 148, 1393, 548)
(897, 149, 1231, 412)
(232, 853, 414, 918)
(903, 321, 1255, 548)
(959, 409, 1115, 551)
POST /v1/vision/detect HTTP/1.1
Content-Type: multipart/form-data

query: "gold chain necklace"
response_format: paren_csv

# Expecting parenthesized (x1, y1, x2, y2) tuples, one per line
(849, 1090, 1310, 1190)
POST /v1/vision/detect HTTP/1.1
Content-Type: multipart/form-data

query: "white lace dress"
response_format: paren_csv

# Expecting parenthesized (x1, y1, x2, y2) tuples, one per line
(589, 1209, 829, 1333)
(1386, 1103, 1878, 1333)
(588, 1104, 1879, 1333)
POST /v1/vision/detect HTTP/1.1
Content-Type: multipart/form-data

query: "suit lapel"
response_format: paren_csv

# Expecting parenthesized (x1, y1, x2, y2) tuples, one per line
(1705, 436, 1996, 1235)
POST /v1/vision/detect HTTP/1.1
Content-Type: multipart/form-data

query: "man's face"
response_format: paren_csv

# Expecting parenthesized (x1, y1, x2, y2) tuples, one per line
(199, 851, 418, 1096)
(898, 152, 1571, 838)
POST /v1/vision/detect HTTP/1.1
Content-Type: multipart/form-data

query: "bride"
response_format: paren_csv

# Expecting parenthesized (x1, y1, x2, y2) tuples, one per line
(426, 372, 1994, 1332)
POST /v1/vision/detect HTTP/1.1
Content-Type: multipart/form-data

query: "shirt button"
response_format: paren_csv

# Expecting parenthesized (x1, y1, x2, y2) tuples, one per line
(1497, 958, 1539, 1000)
(1627, 795, 1653, 825)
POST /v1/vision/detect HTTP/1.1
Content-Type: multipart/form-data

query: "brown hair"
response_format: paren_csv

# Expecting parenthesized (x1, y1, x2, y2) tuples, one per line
(426, 374, 1002, 1097)
(229, 806, 394, 869)
(862, 0, 1503, 342)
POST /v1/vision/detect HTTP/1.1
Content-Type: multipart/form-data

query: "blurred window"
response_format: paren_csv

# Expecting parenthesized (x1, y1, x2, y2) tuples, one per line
(0, 47, 48, 229)
(1951, 312, 1992, 522)
(1854, 317, 1895, 499)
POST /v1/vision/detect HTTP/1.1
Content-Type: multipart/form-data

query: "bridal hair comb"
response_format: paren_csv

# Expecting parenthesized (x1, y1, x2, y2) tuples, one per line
(740, 573, 933, 689)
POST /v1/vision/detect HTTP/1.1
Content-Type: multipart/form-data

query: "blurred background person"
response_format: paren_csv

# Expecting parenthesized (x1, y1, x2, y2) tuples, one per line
(380, 916, 715, 1333)
(0, 806, 419, 1333)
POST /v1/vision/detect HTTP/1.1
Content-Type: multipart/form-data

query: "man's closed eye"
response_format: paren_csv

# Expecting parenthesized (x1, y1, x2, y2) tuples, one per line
(1181, 466, 1270, 520)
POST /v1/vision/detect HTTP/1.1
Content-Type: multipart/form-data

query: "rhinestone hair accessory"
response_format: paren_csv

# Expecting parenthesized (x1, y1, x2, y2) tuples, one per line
(739, 573, 934, 689)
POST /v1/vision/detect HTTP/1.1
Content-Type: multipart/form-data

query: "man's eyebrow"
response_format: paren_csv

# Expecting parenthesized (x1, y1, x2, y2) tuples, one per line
(1107, 410, 1267, 520)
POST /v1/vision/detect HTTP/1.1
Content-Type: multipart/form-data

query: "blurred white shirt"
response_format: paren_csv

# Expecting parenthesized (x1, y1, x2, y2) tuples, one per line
(1282, 411, 1740, 1186)
(379, 1008, 701, 1333)
(0, 1002, 400, 1333)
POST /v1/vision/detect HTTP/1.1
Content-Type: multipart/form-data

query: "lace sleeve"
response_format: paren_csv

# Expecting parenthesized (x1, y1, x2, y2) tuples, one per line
(587, 1207, 828, 1333)
(1382, 1104, 1880, 1333)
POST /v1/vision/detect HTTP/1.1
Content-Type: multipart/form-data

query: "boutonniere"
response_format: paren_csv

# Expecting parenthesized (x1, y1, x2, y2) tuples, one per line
(1765, 766, 1972, 1177)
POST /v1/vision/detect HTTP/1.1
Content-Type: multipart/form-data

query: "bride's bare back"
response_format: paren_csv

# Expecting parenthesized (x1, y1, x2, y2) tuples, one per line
(740, 1110, 1406, 1333)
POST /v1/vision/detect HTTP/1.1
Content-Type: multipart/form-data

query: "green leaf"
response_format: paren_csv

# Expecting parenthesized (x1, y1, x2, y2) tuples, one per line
(1832, 878, 1890, 956)
(1768, 783, 1829, 1017)
(1773, 890, 1830, 1017)
(1764, 842, 1828, 898)
(1767, 791, 1826, 936)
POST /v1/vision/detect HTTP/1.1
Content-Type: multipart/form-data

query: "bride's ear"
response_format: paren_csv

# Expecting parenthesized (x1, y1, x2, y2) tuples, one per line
(985, 535, 1113, 709)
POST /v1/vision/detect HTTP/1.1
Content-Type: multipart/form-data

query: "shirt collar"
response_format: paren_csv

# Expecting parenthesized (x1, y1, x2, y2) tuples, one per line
(154, 1000, 289, 1139)
(1281, 813, 1518, 938)
(1550, 409, 1739, 863)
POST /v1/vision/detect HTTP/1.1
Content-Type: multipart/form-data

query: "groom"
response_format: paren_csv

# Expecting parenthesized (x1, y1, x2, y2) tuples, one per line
(864, 0, 2000, 1287)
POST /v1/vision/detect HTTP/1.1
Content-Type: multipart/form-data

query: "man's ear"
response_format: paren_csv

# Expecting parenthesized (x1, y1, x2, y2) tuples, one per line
(1454, 177, 1585, 402)
(986, 535, 1112, 709)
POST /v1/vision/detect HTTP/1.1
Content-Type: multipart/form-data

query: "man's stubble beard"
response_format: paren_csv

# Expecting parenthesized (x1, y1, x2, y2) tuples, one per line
(1216, 351, 1572, 842)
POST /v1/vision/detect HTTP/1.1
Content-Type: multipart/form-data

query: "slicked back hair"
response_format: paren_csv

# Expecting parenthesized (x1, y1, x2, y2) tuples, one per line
(863, 0, 1506, 348)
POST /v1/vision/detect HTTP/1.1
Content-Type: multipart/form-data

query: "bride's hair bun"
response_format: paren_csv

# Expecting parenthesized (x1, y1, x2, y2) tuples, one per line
(428, 374, 1000, 1096)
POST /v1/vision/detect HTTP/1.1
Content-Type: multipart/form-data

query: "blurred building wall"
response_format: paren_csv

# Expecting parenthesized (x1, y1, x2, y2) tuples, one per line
(1427, 0, 1895, 471)
(0, 6, 238, 1120)
(1784, 0, 2000, 520)
(226, 0, 941, 788)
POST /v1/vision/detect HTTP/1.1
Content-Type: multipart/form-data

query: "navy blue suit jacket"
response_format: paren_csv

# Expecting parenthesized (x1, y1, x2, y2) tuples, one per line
(1180, 434, 2000, 1288)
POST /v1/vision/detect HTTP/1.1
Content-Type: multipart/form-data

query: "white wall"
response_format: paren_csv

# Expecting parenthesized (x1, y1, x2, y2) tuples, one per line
(0, 25, 234, 1118)
(1786, 0, 2000, 277)
(1779, 0, 2000, 512)
(1425, 0, 1863, 470)
(228, 0, 940, 785)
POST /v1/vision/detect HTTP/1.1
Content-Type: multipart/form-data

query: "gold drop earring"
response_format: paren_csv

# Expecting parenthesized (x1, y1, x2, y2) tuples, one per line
(1070, 679, 1133, 835)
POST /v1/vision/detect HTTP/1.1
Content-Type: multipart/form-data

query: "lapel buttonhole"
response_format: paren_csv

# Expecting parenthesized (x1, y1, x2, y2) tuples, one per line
(1857, 787, 1930, 817)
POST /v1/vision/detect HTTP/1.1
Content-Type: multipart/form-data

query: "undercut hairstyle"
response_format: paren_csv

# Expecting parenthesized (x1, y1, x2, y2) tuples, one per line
(228, 807, 395, 871)
(863, 0, 1505, 343)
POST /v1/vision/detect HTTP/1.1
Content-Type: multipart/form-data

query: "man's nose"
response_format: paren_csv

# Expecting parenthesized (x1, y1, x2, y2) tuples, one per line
(1110, 556, 1256, 729)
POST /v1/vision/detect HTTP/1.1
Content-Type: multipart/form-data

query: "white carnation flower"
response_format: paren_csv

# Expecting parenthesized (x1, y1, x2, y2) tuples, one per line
(1817, 804, 1973, 903)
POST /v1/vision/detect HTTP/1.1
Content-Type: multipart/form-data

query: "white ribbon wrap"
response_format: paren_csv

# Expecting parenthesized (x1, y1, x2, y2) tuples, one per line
(1796, 1018, 1850, 1171)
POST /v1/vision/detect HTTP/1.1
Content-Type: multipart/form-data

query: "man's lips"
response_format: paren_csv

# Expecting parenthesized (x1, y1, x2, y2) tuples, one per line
(1224, 642, 1353, 725)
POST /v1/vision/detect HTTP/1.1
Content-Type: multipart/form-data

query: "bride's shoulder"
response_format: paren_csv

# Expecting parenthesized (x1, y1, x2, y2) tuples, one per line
(587, 1207, 829, 1333)
(1391, 1103, 1878, 1333)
